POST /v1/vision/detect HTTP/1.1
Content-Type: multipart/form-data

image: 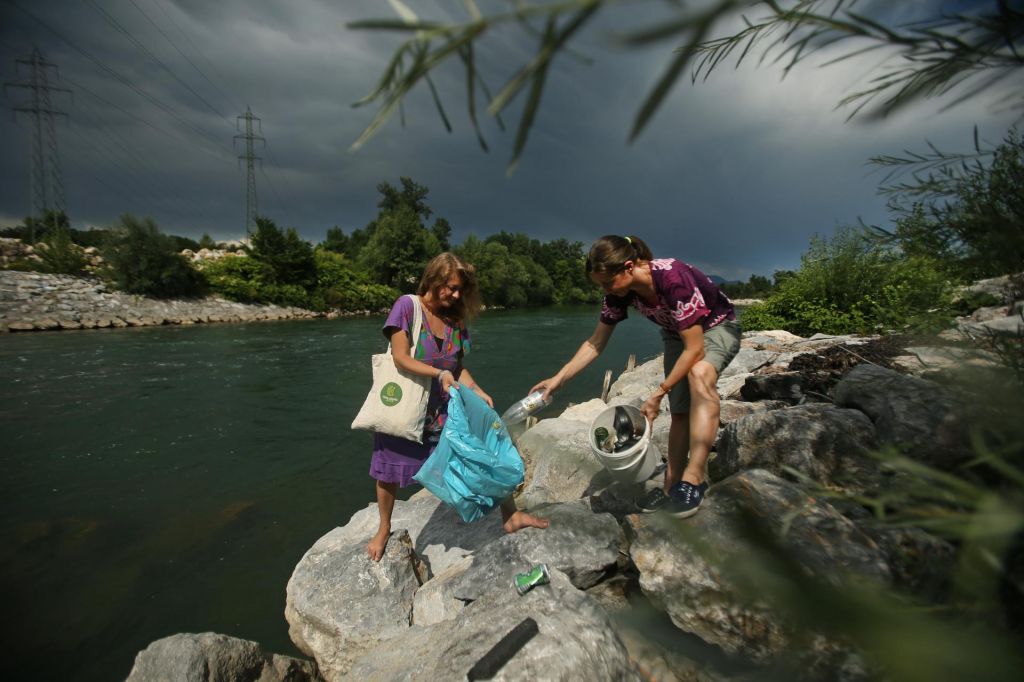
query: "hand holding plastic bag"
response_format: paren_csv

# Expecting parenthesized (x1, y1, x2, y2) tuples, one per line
(413, 386, 525, 523)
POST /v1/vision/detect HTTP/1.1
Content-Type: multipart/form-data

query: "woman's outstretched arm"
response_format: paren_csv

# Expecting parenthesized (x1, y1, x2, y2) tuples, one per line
(530, 322, 616, 399)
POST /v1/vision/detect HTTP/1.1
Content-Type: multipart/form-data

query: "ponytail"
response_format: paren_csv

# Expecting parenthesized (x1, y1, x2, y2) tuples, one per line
(586, 234, 653, 274)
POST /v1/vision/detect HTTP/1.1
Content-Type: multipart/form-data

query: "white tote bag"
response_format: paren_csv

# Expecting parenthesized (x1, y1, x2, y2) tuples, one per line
(351, 294, 433, 443)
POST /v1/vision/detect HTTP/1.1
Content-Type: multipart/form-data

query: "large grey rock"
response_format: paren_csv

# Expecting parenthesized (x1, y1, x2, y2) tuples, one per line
(625, 469, 890, 665)
(719, 347, 777, 378)
(712, 404, 879, 489)
(412, 500, 624, 625)
(285, 529, 421, 681)
(742, 330, 805, 349)
(892, 345, 1000, 375)
(959, 313, 1024, 338)
(318, 491, 504, 577)
(346, 567, 642, 681)
(608, 358, 664, 401)
(861, 525, 955, 599)
(719, 399, 788, 424)
(834, 364, 968, 469)
(516, 412, 609, 508)
(125, 632, 319, 682)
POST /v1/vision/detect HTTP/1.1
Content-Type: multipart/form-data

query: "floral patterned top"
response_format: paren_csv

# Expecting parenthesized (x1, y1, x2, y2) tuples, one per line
(599, 258, 735, 333)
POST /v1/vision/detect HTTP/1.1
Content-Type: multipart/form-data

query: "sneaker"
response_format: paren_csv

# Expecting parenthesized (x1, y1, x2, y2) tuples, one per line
(666, 481, 709, 518)
(635, 487, 669, 513)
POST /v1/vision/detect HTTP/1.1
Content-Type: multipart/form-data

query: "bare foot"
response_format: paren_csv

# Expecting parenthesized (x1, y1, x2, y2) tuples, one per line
(366, 527, 390, 561)
(502, 510, 550, 534)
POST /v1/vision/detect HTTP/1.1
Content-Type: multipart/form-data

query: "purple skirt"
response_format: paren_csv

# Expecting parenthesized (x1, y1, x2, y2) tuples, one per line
(369, 433, 436, 487)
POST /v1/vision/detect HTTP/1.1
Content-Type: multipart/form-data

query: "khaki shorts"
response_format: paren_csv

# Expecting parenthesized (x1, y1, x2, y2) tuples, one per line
(661, 320, 741, 413)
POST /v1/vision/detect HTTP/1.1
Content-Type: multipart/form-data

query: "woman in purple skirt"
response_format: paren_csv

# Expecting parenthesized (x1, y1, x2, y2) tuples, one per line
(367, 253, 548, 561)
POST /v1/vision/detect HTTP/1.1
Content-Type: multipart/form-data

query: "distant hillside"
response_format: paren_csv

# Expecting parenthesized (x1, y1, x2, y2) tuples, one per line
(708, 274, 741, 286)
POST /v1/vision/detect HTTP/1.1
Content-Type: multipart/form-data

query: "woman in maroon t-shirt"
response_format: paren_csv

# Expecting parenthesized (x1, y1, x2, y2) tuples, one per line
(531, 235, 741, 518)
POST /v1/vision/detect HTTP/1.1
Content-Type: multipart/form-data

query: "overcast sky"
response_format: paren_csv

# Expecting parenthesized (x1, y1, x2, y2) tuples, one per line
(0, 0, 1019, 280)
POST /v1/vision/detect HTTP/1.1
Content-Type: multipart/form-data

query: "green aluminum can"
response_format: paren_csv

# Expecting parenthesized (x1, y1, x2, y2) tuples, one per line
(513, 563, 551, 596)
(594, 426, 609, 448)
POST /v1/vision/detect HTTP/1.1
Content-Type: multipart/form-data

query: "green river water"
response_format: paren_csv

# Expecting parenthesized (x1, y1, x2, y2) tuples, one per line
(1, 306, 671, 681)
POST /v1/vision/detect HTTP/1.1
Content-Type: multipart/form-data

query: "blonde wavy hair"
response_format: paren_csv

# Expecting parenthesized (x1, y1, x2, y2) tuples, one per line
(417, 252, 482, 323)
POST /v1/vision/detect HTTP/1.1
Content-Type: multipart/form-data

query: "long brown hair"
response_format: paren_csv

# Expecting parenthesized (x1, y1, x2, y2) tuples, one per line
(585, 235, 654, 275)
(417, 252, 482, 323)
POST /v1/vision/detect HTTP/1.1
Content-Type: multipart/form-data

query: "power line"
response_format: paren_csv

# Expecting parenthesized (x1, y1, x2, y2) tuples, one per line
(130, 0, 242, 116)
(150, 0, 244, 113)
(7, 0, 236, 160)
(83, 0, 227, 122)
(59, 71, 229, 164)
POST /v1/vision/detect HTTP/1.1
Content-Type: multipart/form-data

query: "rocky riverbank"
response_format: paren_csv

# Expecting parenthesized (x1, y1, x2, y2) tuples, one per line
(0, 270, 325, 332)
(123, 296, 1023, 681)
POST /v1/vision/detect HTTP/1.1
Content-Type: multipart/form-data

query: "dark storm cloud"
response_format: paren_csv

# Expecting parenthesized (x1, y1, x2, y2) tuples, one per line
(0, 0, 1019, 280)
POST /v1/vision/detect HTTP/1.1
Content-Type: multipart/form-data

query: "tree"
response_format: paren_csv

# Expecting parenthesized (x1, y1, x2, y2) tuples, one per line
(250, 217, 317, 288)
(359, 205, 442, 291)
(431, 217, 452, 251)
(356, 178, 449, 290)
(377, 176, 433, 219)
(321, 226, 350, 254)
(349, 1, 1024, 169)
(102, 214, 206, 298)
(869, 128, 1024, 279)
(198, 233, 217, 250)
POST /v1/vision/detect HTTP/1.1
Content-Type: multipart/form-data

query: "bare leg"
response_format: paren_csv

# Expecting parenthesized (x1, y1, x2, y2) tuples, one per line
(683, 361, 720, 486)
(664, 411, 690, 492)
(367, 480, 398, 561)
(499, 498, 550, 533)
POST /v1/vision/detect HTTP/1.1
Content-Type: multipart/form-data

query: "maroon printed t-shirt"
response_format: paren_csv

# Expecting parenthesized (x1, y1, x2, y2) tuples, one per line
(599, 258, 735, 333)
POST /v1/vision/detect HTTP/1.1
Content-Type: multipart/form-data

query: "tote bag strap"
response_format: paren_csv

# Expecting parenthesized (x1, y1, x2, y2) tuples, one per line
(386, 294, 423, 355)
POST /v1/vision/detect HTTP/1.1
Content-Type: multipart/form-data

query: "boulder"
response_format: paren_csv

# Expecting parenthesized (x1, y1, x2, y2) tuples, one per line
(719, 399, 788, 425)
(303, 492, 504, 583)
(625, 469, 890, 667)
(412, 500, 624, 625)
(834, 364, 968, 469)
(608, 359, 664, 401)
(285, 529, 421, 681)
(860, 525, 955, 599)
(712, 404, 879, 489)
(125, 632, 319, 682)
(516, 410, 610, 508)
(742, 330, 805, 349)
(720, 347, 777, 378)
(346, 567, 642, 681)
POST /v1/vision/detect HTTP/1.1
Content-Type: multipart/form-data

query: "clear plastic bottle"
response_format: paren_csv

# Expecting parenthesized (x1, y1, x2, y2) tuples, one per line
(500, 390, 553, 425)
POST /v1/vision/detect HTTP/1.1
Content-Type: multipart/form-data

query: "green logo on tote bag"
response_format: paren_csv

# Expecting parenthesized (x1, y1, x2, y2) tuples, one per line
(380, 382, 403, 407)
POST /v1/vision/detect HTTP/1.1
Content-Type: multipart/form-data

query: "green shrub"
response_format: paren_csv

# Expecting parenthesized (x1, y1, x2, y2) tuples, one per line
(742, 227, 955, 335)
(37, 228, 87, 275)
(251, 217, 316, 288)
(102, 214, 206, 298)
(202, 255, 311, 308)
(314, 249, 398, 311)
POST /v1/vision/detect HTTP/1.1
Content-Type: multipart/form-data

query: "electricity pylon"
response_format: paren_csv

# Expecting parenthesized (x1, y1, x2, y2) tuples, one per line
(4, 47, 71, 239)
(234, 107, 264, 237)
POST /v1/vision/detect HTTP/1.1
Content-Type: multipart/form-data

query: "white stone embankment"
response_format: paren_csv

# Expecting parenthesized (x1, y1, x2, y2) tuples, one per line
(0, 270, 323, 333)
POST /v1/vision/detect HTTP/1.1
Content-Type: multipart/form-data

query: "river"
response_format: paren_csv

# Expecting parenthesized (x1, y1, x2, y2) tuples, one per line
(1, 306, 676, 681)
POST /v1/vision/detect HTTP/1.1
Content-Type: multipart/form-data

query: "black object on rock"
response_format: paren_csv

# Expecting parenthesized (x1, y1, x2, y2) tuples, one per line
(612, 406, 640, 452)
(466, 617, 540, 680)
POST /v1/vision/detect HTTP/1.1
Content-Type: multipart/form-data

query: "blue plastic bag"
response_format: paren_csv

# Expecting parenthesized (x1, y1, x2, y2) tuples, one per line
(413, 386, 526, 523)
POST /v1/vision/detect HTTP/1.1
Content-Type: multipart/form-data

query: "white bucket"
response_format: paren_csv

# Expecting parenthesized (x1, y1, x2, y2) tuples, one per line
(589, 404, 660, 484)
